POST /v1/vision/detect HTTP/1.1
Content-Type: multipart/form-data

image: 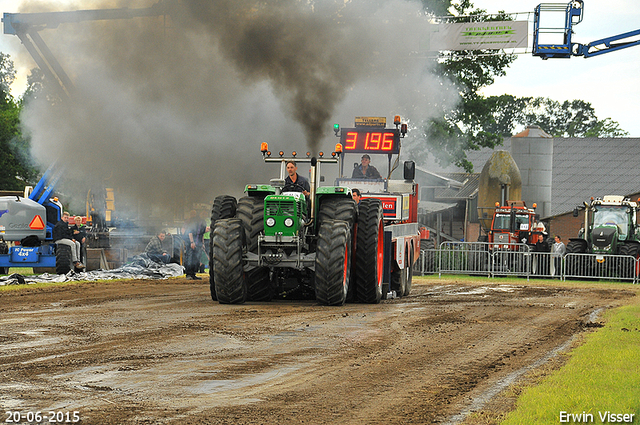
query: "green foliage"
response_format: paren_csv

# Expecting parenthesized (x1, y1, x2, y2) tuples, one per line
(416, 2, 518, 172)
(0, 53, 38, 191)
(0, 52, 16, 97)
(522, 97, 629, 138)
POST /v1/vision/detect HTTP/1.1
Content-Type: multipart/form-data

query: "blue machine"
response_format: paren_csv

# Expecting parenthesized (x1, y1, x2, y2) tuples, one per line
(0, 166, 64, 272)
(533, 1, 640, 59)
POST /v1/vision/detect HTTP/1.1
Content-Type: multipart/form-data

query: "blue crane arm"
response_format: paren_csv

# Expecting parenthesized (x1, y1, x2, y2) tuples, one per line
(28, 162, 64, 206)
(575, 29, 640, 57)
(28, 165, 54, 202)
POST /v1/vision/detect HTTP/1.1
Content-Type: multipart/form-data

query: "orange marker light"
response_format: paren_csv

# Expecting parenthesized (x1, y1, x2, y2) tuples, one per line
(335, 143, 343, 153)
(319, 152, 324, 157)
(532, 203, 537, 208)
(260, 142, 269, 152)
(394, 115, 401, 125)
(279, 151, 284, 157)
(495, 202, 500, 207)
(292, 151, 297, 157)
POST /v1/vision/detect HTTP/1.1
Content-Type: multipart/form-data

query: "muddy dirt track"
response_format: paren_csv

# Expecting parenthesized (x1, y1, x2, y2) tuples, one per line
(0, 277, 635, 424)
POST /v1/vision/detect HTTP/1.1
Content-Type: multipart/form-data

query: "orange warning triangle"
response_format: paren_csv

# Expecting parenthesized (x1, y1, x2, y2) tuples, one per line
(29, 215, 45, 230)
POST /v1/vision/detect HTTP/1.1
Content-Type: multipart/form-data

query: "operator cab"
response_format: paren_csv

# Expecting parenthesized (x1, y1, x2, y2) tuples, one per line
(334, 115, 409, 191)
(333, 116, 418, 223)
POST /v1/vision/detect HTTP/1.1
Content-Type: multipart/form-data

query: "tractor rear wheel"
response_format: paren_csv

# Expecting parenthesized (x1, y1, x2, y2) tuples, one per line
(212, 219, 246, 304)
(55, 244, 72, 275)
(353, 198, 383, 304)
(317, 197, 356, 229)
(315, 220, 352, 306)
(237, 196, 264, 253)
(209, 195, 237, 301)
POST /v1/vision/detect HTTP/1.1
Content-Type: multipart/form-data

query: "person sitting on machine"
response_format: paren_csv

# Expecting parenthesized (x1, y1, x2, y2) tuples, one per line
(351, 154, 382, 179)
(284, 160, 310, 196)
(53, 211, 84, 270)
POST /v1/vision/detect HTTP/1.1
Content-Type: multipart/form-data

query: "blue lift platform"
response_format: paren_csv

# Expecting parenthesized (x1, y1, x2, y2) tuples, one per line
(533, 1, 640, 58)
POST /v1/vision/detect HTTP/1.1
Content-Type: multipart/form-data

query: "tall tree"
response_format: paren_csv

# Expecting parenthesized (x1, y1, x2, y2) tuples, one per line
(418, 1, 517, 172)
(0, 53, 38, 191)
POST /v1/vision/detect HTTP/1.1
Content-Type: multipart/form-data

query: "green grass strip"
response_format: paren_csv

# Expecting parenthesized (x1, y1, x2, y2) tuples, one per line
(502, 299, 640, 424)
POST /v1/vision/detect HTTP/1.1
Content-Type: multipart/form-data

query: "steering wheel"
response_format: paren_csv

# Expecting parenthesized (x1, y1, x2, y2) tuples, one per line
(283, 183, 306, 193)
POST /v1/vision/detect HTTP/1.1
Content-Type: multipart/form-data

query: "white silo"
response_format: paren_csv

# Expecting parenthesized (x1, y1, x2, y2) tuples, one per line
(510, 125, 553, 218)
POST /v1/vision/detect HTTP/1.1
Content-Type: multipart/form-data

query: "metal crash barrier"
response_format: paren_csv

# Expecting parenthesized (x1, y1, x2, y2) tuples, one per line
(563, 253, 638, 283)
(413, 242, 639, 283)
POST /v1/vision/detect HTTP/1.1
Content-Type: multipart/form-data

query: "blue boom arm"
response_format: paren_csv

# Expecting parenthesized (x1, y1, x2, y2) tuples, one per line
(533, 1, 640, 59)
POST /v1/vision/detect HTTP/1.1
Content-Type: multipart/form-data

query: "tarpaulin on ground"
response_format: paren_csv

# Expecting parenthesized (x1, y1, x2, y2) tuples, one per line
(0, 254, 185, 286)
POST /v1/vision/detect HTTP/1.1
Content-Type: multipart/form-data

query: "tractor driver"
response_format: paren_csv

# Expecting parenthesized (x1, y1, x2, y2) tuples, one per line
(352, 154, 382, 179)
(285, 160, 310, 196)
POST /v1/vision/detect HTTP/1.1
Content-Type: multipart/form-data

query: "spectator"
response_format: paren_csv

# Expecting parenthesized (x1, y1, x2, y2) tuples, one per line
(145, 230, 171, 264)
(351, 154, 382, 179)
(552, 235, 566, 277)
(199, 211, 210, 273)
(352, 188, 362, 205)
(184, 210, 207, 280)
(53, 212, 83, 270)
(71, 216, 87, 263)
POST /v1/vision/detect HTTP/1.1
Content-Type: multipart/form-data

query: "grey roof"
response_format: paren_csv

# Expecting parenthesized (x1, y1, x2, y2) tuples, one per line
(414, 166, 479, 202)
(466, 137, 640, 217)
(419, 200, 459, 213)
(434, 173, 480, 200)
(551, 137, 640, 217)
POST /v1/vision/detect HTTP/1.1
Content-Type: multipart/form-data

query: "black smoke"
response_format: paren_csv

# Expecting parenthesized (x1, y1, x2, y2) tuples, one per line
(16, 0, 458, 219)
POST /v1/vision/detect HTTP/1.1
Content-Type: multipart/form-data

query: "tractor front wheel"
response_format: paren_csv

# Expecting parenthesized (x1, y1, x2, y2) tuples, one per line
(212, 219, 246, 304)
(315, 220, 352, 306)
(619, 243, 640, 279)
(565, 239, 589, 279)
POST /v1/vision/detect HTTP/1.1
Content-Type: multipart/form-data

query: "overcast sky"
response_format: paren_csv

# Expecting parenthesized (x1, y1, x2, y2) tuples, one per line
(1, 0, 639, 136)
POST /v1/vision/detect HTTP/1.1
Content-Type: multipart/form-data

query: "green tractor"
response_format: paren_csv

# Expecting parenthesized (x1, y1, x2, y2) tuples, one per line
(567, 195, 640, 277)
(209, 144, 385, 306)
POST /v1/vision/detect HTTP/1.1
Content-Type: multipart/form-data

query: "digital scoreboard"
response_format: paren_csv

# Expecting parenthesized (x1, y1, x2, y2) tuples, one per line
(339, 128, 400, 154)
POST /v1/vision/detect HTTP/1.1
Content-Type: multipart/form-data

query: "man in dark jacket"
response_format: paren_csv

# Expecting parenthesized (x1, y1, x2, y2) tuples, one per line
(351, 154, 382, 179)
(184, 210, 207, 280)
(284, 160, 310, 195)
(53, 212, 83, 269)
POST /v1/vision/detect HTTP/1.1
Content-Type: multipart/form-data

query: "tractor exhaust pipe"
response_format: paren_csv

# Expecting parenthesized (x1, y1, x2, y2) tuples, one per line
(308, 156, 318, 227)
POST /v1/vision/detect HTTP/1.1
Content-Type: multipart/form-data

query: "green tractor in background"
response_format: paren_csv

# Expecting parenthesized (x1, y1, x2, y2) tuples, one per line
(567, 195, 640, 277)
(208, 143, 385, 306)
